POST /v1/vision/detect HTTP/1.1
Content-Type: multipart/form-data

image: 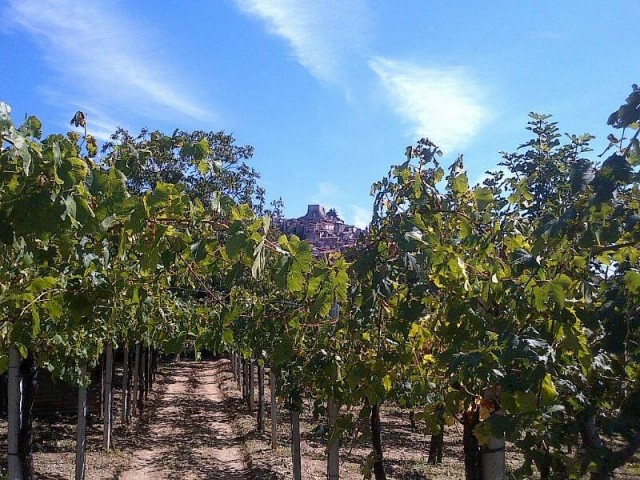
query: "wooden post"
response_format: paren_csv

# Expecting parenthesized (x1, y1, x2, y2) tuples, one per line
(232, 352, 238, 382)
(327, 399, 340, 480)
(241, 359, 245, 398)
(99, 351, 104, 421)
(151, 347, 157, 383)
(146, 346, 153, 392)
(131, 342, 140, 416)
(232, 352, 236, 379)
(327, 303, 340, 480)
(140, 344, 147, 408)
(242, 359, 248, 402)
(481, 388, 505, 480)
(75, 364, 88, 480)
(257, 364, 265, 432)
(142, 345, 149, 401)
(235, 353, 241, 388)
(248, 359, 255, 413)
(121, 345, 130, 424)
(371, 403, 387, 480)
(7, 346, 22, 480)
(291, 409, 302, 480)
(103, 343, 114, 450)
(18, 352, 37, 480)
(270, 368, 277, 450)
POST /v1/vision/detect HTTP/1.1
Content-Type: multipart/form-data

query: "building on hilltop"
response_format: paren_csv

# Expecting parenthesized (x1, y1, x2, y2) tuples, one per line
(274, 204, 364, 255)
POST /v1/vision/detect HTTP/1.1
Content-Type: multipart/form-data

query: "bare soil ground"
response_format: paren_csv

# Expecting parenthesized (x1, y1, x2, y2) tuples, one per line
(222, 362, 640, 480)
(115, 360, 249, 479)
(0, 359, 252, 479)
(226, 367, 476, 479)
(1, 358, 639, 479)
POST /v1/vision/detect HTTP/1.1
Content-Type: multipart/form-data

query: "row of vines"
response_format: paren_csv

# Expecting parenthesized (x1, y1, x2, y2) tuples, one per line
(1, 86, 640, 480)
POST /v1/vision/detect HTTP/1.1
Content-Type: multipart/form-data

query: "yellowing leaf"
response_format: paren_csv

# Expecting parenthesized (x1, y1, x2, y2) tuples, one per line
(408, 323, 421, 338)
(197, 159, 210, 175)
(422, 354, 435, 364)
(382, 375, 392, 392)
(541, 373, 559, 403)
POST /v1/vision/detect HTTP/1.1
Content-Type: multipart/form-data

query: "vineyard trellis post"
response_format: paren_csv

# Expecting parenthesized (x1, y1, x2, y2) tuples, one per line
(248, 358, 255, 413)
(103, 343, 114, 450)
(327, 302, 340, 480)
(99, 352, 104, 421)
(18, 352, 37, 480)
(231, 351, 236, 381)
(480, 388, 505, 480)
(327, 399, 340, 480)
(121, 345, 130, 424)
(291, 407, 302, 480)
(236, 354, 241, 388)
(7, 345, 22, 480)
(270, 367, 277, 450)
(257, 363, 265, 432)
(75, 364, 88, 480)
(132, 342, 141, 416)
(151, 347, 157, 383)
(235, 353, 241, 387)
(139, 343, 147, 411)
(242, 358, 248, 402)
(146, 346, 153, 394)
(371, 403, 387, 480)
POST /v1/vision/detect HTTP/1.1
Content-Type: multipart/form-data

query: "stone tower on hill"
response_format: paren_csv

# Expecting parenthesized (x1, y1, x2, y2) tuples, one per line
(274, 204, 364, 255)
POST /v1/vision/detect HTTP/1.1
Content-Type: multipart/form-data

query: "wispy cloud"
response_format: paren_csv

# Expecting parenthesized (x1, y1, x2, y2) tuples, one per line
(235, 1, 492, 152)
(350, 204, 371, 229)
(236, 0, 371, 84)
(311, 181, 342, 206)
(5, 0, 210, 122)
(369, 57, 490, 152)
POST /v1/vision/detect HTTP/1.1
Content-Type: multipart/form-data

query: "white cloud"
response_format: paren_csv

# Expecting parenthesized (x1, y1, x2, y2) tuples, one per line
(369, 57, 490, 153)
(311, 181, 341, 204)
(350, 204, 371, 229)
(236, 0, 370, 84)
(5, 0, 210, 122)
(80, 117, 119, 143)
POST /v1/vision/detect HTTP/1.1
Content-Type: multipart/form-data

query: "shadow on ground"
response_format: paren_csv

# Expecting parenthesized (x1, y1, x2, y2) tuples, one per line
(117, 360, 257, 479)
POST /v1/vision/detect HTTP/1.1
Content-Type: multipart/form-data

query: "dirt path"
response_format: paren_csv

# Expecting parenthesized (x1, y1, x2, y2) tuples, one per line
(118, 359, 249, 480)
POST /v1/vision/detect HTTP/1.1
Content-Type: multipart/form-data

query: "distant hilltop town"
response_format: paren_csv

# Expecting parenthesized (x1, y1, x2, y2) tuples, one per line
(274, 204, 364, 256)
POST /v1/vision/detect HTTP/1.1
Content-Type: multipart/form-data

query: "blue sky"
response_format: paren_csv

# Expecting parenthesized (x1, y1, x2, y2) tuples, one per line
(1, 0, 639, 227)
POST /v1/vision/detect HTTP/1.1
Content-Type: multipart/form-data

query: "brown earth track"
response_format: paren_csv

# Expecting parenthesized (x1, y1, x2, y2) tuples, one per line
(116, 359, 249, 480)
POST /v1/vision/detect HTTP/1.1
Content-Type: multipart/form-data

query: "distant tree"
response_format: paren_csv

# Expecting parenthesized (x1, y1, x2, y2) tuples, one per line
(327, 208, 339, 219)
(102, 128, 266, 212)
(266, 197, 285, 218)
